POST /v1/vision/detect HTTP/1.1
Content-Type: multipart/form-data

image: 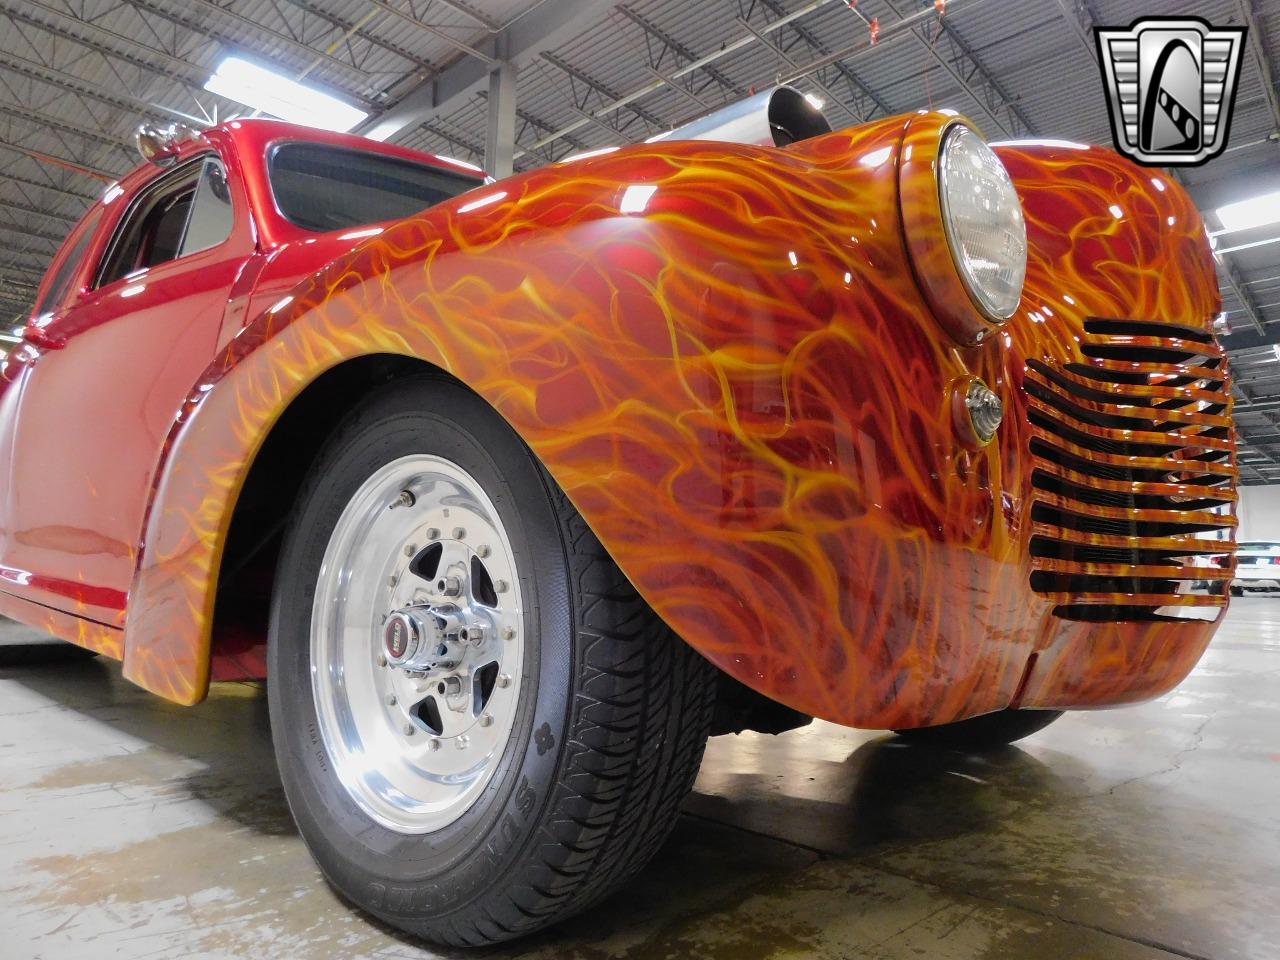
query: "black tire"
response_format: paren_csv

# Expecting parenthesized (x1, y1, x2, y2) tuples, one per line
(1230, 585, 1244, 597)
(268, 375, 716, 946)
(0, 641, 99, 666)
(893, 708, 1063, 749)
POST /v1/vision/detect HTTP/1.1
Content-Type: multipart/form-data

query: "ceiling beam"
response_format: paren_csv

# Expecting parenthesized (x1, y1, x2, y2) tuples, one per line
(0, 50, 205, 126)
(125, 0, 381, 106)
(878, 0, 1036, 140)
(281, 0, 442, 75)
(5, 2, 213, 97)
(753, 0, 892, 121)
(0, 195, 80, 225)
(1235, 0, 1280, 134)
(615, 6, 743, 101)
(516, 0, 846, 158)
(365, 0, 495, 66)
(0, 138, 116, 180)
(539, 52, 665, 131)
(0, 258, 51, 281)
(1, 169, 95, 204)
(1220, 259, 1269, 336)
(0, 221, 63, 247)
(735, 17, 861, 127)
(0, 101, 129, 154)
(1051, 0, 1100, 63)
(359, 0, 621, 142)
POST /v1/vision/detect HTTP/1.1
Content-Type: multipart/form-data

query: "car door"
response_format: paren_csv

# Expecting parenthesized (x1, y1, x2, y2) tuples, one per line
(0, 153, 255, 625)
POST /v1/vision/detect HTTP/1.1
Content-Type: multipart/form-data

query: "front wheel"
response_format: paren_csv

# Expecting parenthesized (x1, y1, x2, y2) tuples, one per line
(268, 377, 715, 946)
(893, 708, 1063, 749)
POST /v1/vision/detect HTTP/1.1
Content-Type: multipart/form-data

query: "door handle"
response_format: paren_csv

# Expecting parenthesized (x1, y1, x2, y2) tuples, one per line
(21, 324, 66, 350)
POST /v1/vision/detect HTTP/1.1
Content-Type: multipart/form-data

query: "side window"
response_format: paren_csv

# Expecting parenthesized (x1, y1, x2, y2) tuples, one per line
(32, 210, 103, 317)
(269, 143, 480, 232)
(181, 160, 233, 257)
(96, 157, 233, 288)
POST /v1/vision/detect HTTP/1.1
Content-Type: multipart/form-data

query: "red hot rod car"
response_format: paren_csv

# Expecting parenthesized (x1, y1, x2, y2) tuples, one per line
(0, 88, 1237, 944)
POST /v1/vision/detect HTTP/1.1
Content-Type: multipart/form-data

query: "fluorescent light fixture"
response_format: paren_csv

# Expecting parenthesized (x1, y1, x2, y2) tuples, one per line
(1217, 190, 1280, 234)
(619, 185, 656, 214)
(205, 56, 367, 132)
(1273, 343, 1280, 362)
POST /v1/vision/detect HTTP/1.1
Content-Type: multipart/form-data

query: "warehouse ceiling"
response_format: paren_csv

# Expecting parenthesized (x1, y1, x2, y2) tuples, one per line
(0, 0, 1278, 482)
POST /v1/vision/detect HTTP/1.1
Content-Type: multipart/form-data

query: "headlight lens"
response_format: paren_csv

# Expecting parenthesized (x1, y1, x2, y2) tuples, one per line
(939, 125, 1027, 321)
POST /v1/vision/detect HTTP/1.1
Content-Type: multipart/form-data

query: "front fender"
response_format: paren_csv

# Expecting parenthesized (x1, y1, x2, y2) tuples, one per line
(126, 111, 1001, 715)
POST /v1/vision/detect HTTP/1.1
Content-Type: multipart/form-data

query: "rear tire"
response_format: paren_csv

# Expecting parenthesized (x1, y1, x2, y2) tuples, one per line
(268, 376, 716, 946)
(893, 708, 1062, 749)
(1230, 585, 1244, 597)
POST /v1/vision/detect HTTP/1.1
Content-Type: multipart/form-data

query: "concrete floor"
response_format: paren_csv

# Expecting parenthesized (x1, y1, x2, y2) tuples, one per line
(1, 602, 1277, 960)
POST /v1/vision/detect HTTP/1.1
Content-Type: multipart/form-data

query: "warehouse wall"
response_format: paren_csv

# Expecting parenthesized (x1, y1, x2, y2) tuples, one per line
(1238, 486, 1280, 542)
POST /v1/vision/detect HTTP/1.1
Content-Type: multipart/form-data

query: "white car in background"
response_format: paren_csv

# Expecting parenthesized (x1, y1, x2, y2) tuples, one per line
(1231, 542, 1280, 596)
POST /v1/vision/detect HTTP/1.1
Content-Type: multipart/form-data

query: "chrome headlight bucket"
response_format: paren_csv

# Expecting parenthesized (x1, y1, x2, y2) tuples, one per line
(899, 113, 1028, 344)
(938, 125, 1027, 321)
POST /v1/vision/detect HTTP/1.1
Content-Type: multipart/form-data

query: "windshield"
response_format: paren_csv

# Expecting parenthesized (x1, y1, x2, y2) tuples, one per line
(268, 142, 482, 233)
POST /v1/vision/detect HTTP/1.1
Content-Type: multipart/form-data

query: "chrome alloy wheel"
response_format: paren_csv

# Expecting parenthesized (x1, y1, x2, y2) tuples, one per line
(310, 455, 524, 834)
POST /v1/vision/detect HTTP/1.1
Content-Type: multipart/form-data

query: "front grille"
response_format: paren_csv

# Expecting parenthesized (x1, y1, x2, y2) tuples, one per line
(1025, 318, 1237, 622)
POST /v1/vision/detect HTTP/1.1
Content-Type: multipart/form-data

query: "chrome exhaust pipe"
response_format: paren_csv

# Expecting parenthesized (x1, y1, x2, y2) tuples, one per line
(655, 86, 832, 147)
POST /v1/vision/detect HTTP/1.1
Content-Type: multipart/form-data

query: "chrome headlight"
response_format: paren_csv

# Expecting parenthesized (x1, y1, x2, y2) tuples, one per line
(938, 126, 1027, 321)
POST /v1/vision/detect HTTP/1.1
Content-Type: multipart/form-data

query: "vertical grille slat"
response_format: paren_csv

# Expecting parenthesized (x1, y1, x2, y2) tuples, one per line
(1026, 317, 1238, 623)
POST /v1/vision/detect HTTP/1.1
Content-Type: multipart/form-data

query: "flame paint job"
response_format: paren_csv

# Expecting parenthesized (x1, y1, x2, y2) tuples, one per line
(1, 112, 1235, 728)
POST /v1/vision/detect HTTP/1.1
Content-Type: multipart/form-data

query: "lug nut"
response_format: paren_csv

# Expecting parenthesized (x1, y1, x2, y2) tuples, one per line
(495, 579, 509, 594)
(387, 576, 397, 587)
(403, 724, 415, 736)
(452, 527, 466, 540)
(502, 625, 516, 641)
(467, 624, 484, 644)
(404, 543, 416, 557)
(455, 736, 469, 750)
(496, 673, 512, 688)
(437, 677, 462, 696)
(427, 738, 440, 751)
(476, 544, 491, 558)
(377, 654, 387, 667)
(478, 714, 493, 728)
(440, 576, 462, 597)
(386, 694, 397, 706)
(425, 527, 440, 540)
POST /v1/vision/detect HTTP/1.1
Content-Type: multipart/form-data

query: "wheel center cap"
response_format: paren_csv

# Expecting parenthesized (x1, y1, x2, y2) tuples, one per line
(384, 611, 420, 663)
